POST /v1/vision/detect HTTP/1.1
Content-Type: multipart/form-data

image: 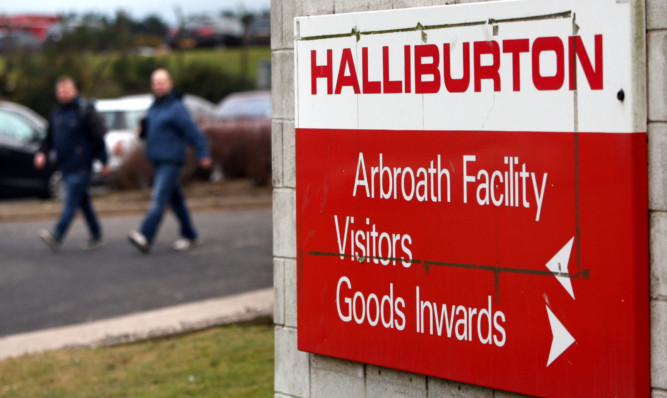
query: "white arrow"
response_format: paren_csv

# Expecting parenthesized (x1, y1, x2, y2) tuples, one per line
(545, 237, 575, 299)
(546, 306, 575, 367)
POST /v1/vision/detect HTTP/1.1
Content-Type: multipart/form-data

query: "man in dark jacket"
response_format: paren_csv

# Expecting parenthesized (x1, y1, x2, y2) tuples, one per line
(128, 69, 211, 253)
(34, 76, 109, 251)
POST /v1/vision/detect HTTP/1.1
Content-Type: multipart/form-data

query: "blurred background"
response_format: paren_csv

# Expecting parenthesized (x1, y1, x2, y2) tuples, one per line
(0, 0, 272, 199)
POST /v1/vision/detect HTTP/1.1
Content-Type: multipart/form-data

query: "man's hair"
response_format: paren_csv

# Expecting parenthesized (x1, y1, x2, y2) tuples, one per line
(55, 75, 77, 88)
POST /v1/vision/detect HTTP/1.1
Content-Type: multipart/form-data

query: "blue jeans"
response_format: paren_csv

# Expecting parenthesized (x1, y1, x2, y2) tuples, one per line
(54, 171, 101, 241)
(140, 163, 197, 244)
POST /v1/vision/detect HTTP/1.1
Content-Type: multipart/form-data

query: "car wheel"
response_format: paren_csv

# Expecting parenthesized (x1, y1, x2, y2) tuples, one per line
(47, 171, 65, 200)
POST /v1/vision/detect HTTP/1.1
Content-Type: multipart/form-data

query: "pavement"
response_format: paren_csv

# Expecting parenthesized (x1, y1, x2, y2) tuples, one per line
(0, 180, 275, 360)
(0, 288, 273, 360)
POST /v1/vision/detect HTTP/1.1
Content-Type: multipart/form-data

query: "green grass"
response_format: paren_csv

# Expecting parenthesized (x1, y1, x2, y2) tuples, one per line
(0, 322, 274, 398)
(76, 46, 271, 100)
(166, 47, 271, 79)
(0, 47, 271, 77)
(0, 46, 271, 105)
(86, 46, 271, 83)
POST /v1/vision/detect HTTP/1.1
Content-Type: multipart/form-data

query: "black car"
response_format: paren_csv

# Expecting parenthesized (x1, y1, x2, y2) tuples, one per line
(0, 101, 62, 199)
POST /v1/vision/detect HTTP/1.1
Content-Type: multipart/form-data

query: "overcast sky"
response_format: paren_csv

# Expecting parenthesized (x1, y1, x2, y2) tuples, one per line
(0, 0, 270, 25)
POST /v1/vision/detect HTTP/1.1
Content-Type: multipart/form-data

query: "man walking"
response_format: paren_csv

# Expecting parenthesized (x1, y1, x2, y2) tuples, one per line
(128, 69, 211, 253)
(34, 76, 108, 251)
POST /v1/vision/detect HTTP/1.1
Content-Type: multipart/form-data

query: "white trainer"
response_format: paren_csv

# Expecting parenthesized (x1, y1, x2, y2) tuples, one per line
(82, 237, 106, 251)
(128, 230, 150, 253)
(39, 229, 61, 252)
(172, 238, 199, 251)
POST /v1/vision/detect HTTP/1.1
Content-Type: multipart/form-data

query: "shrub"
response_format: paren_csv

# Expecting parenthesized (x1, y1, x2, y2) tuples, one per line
(108, 144, 201, 190)
(108, 143, 153, 189)
(173, 62, 254, 103)
(204, 120, 271, 186)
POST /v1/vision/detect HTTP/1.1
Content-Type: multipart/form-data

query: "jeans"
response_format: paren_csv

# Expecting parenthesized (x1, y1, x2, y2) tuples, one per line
(140, 163, 197, 244)
(54, 171, 101, 241)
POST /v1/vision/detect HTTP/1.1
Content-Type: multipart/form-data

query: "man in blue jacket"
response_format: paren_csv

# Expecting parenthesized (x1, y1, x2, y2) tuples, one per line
(34, 76, 109, 251)
(128, 69, 211, 253)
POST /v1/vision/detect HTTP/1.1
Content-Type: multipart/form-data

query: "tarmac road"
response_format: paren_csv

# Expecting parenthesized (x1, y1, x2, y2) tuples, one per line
(0, 208, 272, 338)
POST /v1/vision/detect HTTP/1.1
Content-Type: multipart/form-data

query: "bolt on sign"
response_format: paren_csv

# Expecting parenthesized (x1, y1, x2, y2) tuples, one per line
(294, 1, 649, 396)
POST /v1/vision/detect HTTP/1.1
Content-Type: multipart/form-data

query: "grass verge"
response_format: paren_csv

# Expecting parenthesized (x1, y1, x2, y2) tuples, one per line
(0, 322, 274, 398)
(166, 46, 271, 80)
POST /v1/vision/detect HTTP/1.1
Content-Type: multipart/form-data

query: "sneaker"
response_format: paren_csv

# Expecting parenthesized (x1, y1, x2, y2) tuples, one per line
(128, 230, 150, 253)
(82, 237, 106, 250)
(172, 238, 199, 251)
(39, 229, 61, 252)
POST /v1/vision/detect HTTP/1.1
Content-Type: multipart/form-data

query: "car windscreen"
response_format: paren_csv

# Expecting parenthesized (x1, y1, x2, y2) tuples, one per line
(0, 110, 38, 144)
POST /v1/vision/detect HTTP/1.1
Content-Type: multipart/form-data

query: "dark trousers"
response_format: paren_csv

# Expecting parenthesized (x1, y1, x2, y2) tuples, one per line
(54, 171, 101, 240)
(140, 163, 197, 244)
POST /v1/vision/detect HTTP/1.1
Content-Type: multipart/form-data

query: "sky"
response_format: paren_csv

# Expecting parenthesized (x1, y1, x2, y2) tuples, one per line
(0, 0, 270, 25)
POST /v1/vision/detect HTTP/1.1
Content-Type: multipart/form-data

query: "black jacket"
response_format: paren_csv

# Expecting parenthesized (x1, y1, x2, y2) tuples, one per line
(40, 97, 108, 173)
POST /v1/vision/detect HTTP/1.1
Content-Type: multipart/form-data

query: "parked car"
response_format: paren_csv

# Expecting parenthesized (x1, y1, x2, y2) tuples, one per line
(244, 16, 270, 46)
(0, 101, 62, 199)
(94, 96, 146, 174)
(167, 15, 244, 49)
(44, 19, 91, 42)
(94, 93, 215, 188)
(205, 90, 271, 185)
(0, 30, 41, 54)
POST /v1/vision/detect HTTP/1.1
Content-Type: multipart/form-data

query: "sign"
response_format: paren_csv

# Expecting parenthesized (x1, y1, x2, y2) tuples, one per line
(294, 1, 649, 396)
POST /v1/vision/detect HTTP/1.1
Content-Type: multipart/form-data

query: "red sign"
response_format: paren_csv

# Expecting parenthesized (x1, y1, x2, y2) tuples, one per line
(295, 2, 649, 396)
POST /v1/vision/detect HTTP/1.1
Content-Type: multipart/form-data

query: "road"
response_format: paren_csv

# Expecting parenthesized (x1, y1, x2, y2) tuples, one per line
(0, 208, 272, 337)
